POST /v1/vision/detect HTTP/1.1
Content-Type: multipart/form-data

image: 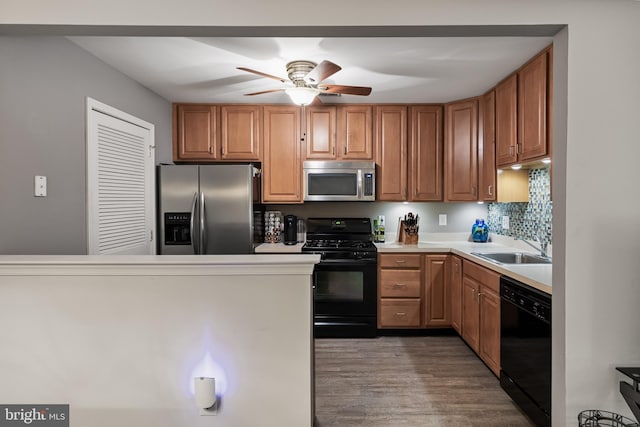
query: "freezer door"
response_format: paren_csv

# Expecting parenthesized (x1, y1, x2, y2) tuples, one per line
(199, 165, 254, 254)
(158, 165, 199, 255)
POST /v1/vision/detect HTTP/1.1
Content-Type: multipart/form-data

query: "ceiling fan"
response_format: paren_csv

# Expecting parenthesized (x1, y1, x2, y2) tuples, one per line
(237, 60, 372, 105)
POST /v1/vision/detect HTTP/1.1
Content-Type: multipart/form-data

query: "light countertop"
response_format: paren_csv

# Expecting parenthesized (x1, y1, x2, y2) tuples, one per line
(376, 241, 552, 294)
(255, 238, 552, 295)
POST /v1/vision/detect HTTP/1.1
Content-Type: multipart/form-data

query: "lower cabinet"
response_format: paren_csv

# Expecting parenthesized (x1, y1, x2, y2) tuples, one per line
(378, 253, 451, 329)
(450, 255, 463, 334)
(461, 259, 501, 376)
(377, 252, 502, 377)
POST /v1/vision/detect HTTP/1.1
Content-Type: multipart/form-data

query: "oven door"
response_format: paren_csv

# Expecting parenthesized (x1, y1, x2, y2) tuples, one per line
(313, 260, 377, 338)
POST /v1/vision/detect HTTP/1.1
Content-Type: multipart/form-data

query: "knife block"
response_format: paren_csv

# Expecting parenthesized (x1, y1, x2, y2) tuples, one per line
(398, 220, 419, 245)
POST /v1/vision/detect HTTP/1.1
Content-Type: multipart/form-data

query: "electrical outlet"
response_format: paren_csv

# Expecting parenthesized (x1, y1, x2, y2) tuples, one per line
(439, 214, 447, 226)
(34, 175, 47, 197)
(502, 216, 509, 230)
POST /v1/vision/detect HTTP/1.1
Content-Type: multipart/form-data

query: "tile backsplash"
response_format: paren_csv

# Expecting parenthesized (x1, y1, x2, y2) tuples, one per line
(487, 168, 552, 246)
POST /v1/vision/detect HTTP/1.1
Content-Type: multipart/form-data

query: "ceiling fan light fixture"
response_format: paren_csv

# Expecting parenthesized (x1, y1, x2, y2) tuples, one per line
(285, 87, 318, 106)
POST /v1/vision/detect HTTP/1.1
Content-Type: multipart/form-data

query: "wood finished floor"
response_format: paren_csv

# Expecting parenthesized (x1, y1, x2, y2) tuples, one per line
(314, 335, 535, 427)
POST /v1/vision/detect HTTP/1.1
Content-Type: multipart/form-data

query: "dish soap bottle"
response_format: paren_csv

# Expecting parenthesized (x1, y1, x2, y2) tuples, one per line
(377, 215, 385, 243)
(472, 218, 489, 243)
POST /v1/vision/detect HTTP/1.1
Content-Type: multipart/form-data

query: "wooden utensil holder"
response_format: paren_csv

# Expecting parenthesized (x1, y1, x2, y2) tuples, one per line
(398, 220, 419, 245)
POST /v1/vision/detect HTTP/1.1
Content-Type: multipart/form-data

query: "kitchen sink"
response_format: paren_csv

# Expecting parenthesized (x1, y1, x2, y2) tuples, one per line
(471, 252, 552, 265)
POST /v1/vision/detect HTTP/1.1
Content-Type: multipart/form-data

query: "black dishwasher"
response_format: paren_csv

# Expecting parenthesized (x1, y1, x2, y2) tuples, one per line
(500, 275, 551, 427)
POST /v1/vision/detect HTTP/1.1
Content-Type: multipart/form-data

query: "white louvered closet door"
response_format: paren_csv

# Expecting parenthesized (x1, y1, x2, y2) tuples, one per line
(86, 98, 155, 255)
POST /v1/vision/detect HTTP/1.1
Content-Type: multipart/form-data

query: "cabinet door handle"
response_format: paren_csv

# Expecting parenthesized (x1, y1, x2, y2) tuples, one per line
(395, 260, 406, 264)
(209, 146, 213, 155)
(343, 146, 347, 155)
(220, 146, 224, 155)
(509, 146, 514, 156)
(488, 185, 493, 196)
(393, 283, 407, 289)
(332, 146, 335, 156)
(395, 312, 406, 316)
(472, 186, 476, 196)
(477, 292, 482, 303)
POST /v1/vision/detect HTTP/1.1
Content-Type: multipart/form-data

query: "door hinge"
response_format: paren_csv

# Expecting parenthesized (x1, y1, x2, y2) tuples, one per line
(148, 145, 156, 157)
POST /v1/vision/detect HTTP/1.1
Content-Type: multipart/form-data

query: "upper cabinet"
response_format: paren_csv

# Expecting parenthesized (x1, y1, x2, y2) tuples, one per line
(408, 105, 443, 201)
(496, 46, 552, 167)
(518, 47, 550, 162)
(445, 98, 479, 201)
(173, 104, 218, 161)
(304, 105, 372, 160)
(495, 74, 518, 166)
(478, 90, 497, 202)
(173, 104, 261, 162)
(305, 106, 337, 159)
(375, 105, 407, 201)
(220, 105, 261, 161)
(337, 105, 374, 160)
(262, 106, 302, 203)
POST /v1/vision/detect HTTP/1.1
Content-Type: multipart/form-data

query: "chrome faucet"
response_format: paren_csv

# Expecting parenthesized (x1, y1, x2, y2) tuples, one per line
(514, 234, 549, 258)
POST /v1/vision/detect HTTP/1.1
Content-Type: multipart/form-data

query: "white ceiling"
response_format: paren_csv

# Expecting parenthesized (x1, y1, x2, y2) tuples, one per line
(68, 36, 553, 104)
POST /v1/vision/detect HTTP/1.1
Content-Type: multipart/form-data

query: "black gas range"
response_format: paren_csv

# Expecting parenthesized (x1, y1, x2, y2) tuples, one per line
(302, 218, 377, 338)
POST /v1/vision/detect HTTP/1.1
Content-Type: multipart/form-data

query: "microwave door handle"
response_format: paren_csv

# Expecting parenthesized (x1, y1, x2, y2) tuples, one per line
(357, 169, 362, 199)
(190, 192, 198, 254)
(200, 191, 207, 254)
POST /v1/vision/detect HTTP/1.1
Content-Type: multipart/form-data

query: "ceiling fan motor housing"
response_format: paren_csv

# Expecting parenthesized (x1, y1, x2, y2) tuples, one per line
(286, 60, 317, 86)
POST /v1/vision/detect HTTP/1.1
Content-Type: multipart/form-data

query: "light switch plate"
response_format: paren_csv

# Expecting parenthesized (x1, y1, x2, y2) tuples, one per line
(34, 175, 47, 197)
(502, 215, 509, 230)
(439, 214, 447, 226)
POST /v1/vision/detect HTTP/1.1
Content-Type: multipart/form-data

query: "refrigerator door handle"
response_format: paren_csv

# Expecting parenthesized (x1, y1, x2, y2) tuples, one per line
(200, 191, 207, 254)
(190, 192, 198, 254)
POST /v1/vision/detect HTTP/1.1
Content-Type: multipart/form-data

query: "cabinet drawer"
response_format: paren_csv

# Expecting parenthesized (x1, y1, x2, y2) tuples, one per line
(380, 299, 421, 327)
(379, 254, 421, 269)
(380, 270, 421, 297)
(463, 259, 500, 293)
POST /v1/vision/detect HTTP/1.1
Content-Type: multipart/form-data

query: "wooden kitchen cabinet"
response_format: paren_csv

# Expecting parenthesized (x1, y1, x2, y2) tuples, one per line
(375, 105, 407, 201)
(220, 105, 261, 160)
(478, 90, 496, 201)
(262, 105, 302, 203)
(450, 255, 463, 334)
(461, 259, 501, 376)
(304, 106, 337, 159)
(518, 47, 550, 162)
(496, 46, 552, 167)
(424, 254, 451, 327)
(173, 104, 218, 161)
(378, 253, 422, 328)
(337, 105, 373, 159)
(445, 98, 479, 201)
(408, 105, 443, 201)
(495, 74, 518, 167)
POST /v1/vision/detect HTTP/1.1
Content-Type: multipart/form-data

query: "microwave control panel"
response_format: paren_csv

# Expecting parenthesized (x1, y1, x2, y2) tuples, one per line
(363, 173, 374, 196)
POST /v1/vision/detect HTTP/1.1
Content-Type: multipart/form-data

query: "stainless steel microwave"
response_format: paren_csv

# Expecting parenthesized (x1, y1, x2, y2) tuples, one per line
(303, 160, 375, 201)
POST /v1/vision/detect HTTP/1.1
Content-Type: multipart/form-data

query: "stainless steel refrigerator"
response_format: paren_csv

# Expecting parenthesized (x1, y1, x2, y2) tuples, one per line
(157, 164, 260, 255)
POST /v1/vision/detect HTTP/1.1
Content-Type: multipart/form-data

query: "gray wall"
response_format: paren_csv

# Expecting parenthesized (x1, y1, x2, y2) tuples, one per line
(0, 36, 172, 254)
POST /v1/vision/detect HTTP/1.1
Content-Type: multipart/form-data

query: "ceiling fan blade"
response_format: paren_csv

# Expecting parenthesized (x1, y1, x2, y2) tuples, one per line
(244, 89, 285, 96)
(304, 60, 342, 84)
(318, 84, 372, 96)
(237, 67, 288, 83)
(309, 96, 324, 106)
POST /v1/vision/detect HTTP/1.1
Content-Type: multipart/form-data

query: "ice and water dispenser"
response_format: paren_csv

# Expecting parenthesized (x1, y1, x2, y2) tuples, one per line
(164, 213, 191, 245)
